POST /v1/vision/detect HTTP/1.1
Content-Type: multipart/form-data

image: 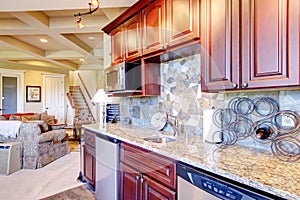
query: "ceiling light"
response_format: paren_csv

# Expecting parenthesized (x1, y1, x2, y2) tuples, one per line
(74, 0, 100, 28)
(88, 36, 95, 41)
(79, 58, 85, 62)
(91, 0, 99, 6)
(77, 17, 84, 29)
(40, 38, 48, 43)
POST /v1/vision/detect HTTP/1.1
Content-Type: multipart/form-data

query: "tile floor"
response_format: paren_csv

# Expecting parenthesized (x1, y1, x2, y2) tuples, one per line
(40, 184, 95, 200)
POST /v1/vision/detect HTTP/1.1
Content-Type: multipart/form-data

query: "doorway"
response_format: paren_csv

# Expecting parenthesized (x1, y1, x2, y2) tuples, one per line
(0, 70, 24, 115)
(2, 77, 17, 114)
(43, 74, 65, 123)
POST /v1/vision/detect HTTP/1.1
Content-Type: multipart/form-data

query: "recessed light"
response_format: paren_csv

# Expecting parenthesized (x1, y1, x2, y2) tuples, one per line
(40, 38, 48, 43)
(88, 36, 95, 41)
(79, 58, 85, 61)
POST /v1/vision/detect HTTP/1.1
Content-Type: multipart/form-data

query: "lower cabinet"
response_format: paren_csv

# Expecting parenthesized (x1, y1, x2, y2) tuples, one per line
(83, 129, 96, 189)
(119, 143, 176, 200)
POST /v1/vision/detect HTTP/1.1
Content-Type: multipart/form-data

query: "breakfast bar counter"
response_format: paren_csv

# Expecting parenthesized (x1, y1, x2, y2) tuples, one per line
(84, 123, 300, 200)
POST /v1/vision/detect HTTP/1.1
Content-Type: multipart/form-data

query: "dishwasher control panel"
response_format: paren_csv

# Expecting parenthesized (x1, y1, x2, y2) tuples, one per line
(200, 177, 242, 199)
(177, 162, 278, 200)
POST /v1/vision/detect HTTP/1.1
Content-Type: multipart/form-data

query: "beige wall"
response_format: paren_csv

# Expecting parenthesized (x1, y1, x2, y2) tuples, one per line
(24, 70, 69, 113)
(24, 71, 43, 112)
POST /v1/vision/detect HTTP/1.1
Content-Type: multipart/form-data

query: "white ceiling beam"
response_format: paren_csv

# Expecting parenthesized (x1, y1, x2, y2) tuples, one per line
(0, 36, 77, 70)
(0, 51, 36, 60)
(46, 50, 84, 59)
(0, 36, 45, 56)
(0, 0, 137, 12)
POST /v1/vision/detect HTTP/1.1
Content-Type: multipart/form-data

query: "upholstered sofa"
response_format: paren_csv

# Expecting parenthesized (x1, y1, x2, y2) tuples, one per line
(0, 113, 70, 169)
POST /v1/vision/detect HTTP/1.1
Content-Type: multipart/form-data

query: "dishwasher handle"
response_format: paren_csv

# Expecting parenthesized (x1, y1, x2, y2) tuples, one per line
(96, 132, 120, 144)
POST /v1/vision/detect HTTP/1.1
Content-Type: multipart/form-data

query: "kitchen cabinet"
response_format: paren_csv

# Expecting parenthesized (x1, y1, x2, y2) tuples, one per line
(201, 0, 300, 92)
(83, 129, 96, 189)
(103, 0, 200, 63)
(111, 25, 124, 65)
(167, 0, 200, 47)
(241, 0, 300, 89)
(125, 13, 142, 61)
(142, 0, 167, 55)
(119, 143, 176, 200)
(200, 0, 240, 92)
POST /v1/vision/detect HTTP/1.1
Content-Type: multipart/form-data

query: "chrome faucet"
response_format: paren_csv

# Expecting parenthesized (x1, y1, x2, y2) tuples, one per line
(166, 113, 179, 137)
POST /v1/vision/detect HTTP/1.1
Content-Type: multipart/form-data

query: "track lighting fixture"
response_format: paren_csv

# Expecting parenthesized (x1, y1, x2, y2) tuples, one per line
(77, 17, 84, 29)
(74, 0, 100, 28)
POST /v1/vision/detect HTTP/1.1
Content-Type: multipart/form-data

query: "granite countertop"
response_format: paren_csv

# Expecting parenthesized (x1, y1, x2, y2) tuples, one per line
(84, 123, 300, 200)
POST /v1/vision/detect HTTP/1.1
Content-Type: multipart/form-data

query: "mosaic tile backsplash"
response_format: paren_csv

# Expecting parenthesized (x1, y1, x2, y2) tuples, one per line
(119, 54, 300, 152)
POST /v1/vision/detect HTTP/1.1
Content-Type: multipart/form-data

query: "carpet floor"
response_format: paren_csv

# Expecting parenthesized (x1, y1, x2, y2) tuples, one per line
(0, 152, 85, 200)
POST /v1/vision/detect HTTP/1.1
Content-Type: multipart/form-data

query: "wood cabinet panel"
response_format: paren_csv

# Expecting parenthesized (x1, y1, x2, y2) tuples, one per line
(201, 0, 240, 92)
(119, 162, 141, 200)
(125, 13, 142, 61)
(84, 129, 95, 148)
(167, 0, 200, 47)
(142, 0, 166, 55)
(111, 25, 124, 65)
(241, 0, 300, 88)
(142, 176, 176, 200)
(120, 143, 176, 190)
(83, 144, 95, 188)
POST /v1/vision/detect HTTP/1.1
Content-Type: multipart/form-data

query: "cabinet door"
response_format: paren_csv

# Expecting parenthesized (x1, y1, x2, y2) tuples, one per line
(200, 0, 240, 92)
(119, 163, 141, 200)
(167, 0, 200, 47)
(142, 0, 166, 55)
(111, 25, 124, 65)
(83, 144, 95, 188)
(142, 175, 176, 200)
(241, 0, 300, 89)
(125, 13, 142, 61)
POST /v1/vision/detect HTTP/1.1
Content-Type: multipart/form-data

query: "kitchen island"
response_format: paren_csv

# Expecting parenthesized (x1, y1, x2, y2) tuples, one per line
(84, 123, 300, 200)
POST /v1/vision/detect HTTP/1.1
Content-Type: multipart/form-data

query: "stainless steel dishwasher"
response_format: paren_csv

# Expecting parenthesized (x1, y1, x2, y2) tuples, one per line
(95, 132, 120, 200)
(177, 162, 284, 200)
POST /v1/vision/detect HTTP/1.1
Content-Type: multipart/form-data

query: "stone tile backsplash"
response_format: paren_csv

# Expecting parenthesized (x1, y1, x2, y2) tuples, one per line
(119, 54, 300, 152)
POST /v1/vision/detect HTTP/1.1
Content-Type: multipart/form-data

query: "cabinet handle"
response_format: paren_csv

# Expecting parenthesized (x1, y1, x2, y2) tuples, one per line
(136, 175, 140, 180)
(242, 82, 248, 88)
(232, 83, 238, 88)
(135, 175, 140, 200)
(164, 43, 169, 49)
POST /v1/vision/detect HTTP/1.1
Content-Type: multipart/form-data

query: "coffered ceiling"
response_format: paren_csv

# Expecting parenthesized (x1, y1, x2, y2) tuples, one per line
(0, 0, 137, 72)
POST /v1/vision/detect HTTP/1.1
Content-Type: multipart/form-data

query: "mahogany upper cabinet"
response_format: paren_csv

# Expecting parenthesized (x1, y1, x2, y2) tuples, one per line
(124, 13, 142, 61)
(110, 25, 124, 65)
(142, 0, 167, 55)
(201, 0, 300, 92)
(241, 0, 300, 89)
(201, 0, 240, 92)
(167, 0, 200, 47)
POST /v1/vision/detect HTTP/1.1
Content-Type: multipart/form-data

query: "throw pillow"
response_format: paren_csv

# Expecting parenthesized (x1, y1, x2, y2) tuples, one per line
(48, 124, 67, 130)
(9, 115, 22, 120)
(40, 111, 48, 120)
(29, 120, 49, 132)
(0, 115, 6, 120)
(22, 114, 40, 122)
(44, 115, 56, 125)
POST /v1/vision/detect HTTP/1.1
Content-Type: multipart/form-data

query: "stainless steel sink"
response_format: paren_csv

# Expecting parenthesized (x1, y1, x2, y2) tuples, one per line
(143, 135, 176, 144)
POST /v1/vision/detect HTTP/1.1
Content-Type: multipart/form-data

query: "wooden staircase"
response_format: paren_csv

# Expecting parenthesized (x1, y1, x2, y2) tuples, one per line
(68, 86, 94, 121)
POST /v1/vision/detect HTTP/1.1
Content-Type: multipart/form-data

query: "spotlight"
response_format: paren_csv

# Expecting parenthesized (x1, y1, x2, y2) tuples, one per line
(77, 17, 84, 29)
(74, 0, 99, 28)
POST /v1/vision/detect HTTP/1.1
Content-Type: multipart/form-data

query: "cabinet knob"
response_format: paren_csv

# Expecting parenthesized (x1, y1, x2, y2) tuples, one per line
(136, 175, 140, 180)
(242, 82, 248, 88)
(232, 83, 238, 88)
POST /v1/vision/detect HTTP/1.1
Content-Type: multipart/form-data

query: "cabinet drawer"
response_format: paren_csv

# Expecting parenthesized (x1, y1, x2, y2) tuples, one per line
(84, 129, 96, 148)
(120, 143, 176, 190)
